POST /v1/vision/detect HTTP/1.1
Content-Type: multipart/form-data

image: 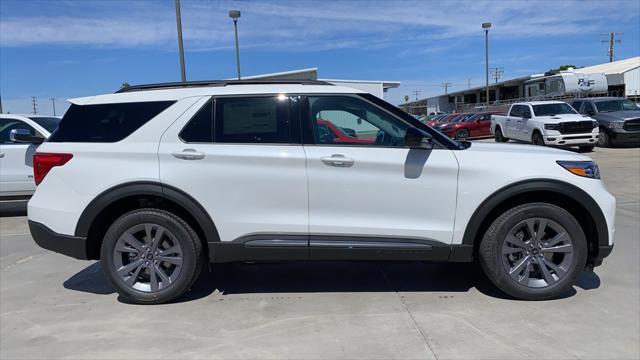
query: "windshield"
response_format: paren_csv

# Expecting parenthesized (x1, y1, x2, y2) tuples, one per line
(532, 103, 577, 116)
(28, 117, 61, 133)
(594, 99, 638, 113)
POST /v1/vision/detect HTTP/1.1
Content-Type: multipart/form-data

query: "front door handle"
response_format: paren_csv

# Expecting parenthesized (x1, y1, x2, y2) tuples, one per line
(0, 152, 4, 158)
(172, 149, 205, 160)
(320, 154, 354, 167)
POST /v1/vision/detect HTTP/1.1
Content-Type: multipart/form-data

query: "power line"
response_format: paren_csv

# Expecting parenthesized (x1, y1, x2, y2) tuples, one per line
(490, 67, 504, 84)
(441, 82, 452, 95)
(31, 96, 38, 115)
(601, 32, 622, 62)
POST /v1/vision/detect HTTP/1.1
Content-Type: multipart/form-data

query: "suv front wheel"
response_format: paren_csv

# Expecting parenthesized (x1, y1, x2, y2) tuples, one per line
(101, 209, 203, 304)
(479, 203, 587, 300)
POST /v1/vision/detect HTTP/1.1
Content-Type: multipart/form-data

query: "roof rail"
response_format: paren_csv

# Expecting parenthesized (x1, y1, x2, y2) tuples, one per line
(115, 79, 334, 93)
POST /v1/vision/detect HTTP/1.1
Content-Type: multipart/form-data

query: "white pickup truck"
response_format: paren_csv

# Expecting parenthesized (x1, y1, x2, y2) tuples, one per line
(491, 101, 599, 152)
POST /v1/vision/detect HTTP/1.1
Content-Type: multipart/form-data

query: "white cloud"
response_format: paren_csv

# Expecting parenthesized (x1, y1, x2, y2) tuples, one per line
(1, 0, 637, 51)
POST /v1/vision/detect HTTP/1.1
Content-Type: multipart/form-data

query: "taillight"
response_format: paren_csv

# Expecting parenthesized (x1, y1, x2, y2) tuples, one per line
(33, 153, 73, 185)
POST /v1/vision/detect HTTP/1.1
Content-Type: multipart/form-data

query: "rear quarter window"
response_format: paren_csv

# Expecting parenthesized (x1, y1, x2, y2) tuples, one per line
(48, 101, 175, 142)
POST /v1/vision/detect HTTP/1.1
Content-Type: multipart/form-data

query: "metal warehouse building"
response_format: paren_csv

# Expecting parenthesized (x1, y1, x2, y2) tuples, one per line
(401, 56, 640, 115)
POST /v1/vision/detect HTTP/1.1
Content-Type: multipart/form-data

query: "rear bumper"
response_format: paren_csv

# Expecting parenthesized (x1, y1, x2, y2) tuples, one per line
(28, 220, 88, 260)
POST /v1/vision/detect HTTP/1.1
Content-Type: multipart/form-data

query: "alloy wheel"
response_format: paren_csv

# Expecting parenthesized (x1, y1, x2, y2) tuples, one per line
(501, 218, 574, 288)
(113, 223, 183, 292)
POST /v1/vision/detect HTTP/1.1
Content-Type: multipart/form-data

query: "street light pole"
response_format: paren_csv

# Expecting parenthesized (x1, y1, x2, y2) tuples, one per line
(50, 98, 56, 116)
(482, 22, 492, 110)
(175, 0, 186, 82)
(229, 10, 241, 80)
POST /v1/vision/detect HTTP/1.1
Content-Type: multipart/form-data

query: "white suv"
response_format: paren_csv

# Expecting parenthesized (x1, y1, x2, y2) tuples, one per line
(27, 80, 615, 304)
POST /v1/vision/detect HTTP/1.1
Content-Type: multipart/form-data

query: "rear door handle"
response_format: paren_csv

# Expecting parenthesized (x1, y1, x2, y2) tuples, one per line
(320, 154, 354, 167)
(172, 149, 205, 160)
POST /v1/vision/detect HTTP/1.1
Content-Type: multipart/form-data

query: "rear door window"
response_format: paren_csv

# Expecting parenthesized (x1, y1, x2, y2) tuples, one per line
(49, 101, 175, 142)
(214, 97, 291, 144)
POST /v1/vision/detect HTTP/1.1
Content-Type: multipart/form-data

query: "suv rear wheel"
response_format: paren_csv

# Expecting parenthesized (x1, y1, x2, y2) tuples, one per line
(101, 209, 203, 304)
(479, 203, 587, 300)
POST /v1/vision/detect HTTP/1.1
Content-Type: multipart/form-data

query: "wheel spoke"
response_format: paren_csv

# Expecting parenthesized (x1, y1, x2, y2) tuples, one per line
(502, 247, 524, 255)
(117, 258, 145, 277)
(120, 233, 144, 253)
(542, 244, 573, 253)
(525, 219, 537, 241)
(144, 224, 153, 245)
(115, 242, 138, 254)
(541, 258, 567, 276)
(546, 231, 567, 247)
(535, 219, 548, 243)
(124, 262, 144, 286)
(154, 264, 172, 285)
(149, 264, 159, 291)
(538, 259, 556, 285)
(159, 245, 181, 256)
(157, 255, 182, 266)
(518, 260, 532, 284)
(509, 255, 531, 276)
(505, 234, 527, 249)
(150, 228, 164, 252)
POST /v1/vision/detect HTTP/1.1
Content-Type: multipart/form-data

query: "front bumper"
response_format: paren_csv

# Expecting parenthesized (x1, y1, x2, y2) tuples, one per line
(609, 128, 640, 145)
(544, 132, 598, 146)
(29, 220, 88, 260)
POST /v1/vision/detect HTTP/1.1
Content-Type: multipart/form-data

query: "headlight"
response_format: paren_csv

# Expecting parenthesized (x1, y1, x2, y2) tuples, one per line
(544, 123, 560, 130)
(557, 161, 600, 179)
(607, 122, 624, 129)
(592, 120, 598, 128)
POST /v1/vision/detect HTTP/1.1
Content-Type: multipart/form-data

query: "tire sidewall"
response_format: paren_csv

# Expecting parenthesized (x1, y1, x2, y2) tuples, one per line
(598, 128, 610, 147)
(456, 129, 469, 140)
(532, 132, 544, 146)
(101, 210, 199, 304)
(484, 204, 587, 299)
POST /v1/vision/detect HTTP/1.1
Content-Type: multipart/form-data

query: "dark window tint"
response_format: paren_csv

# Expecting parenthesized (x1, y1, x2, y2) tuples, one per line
(510, 105, 525, 117)
(0, 118, 36, 144)
(571, 101, 583, 113)
(214, 97, 290, 143)
(532, 103, 576, 116)
(582, 102, 596, 115)
(49, 101, 174, 142)
(180, 100, 213, 142)
(28, 117, 61, 133)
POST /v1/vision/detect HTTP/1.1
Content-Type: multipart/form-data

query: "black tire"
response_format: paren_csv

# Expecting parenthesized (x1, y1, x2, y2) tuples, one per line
(532, 131, 545, 146)
(597, 127, 611, 147)
(101, 208, 203, 304)
(479, 203, 587, 300)
(495, 127, 508, 142)
(579, 145, 595, 153)
(455, 128, 470, 140)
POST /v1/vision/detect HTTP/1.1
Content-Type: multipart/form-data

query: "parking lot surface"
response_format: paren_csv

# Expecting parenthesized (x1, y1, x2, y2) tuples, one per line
(1, 145, 639, 359)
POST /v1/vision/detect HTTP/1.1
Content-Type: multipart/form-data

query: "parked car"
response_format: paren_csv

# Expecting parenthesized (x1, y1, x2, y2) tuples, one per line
(571, 97, 640, 147)
(491, 101, 598, 152)
(317, 119, 374, 144)
(426, 113, 459, 127)
(28, 80, 614, 304)
(439, 112, 501, 140)
(0, 114, 60, 199)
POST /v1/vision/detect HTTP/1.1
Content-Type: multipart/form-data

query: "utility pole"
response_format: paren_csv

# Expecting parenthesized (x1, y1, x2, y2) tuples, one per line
(175, 0, 186, 82)
(229, 10, 242, 80)
(50, 98, 56, 116)
(467, 78, 471, 89)
(412, 90, 422, 101)
(31, 96, 38, 115)
(441, 82, 452, 95)
(0, 93, 3, 114)
(601, 32, 622, 62)
(482, 22, 492, 109)
(490, 67, 504, 84)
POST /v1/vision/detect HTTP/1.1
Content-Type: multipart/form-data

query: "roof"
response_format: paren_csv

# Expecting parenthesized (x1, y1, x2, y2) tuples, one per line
(70, 83, 362, 105)
(237, 68, 319, 80)
(578, 56, 640, 75)
(574, 97, 626, 101)
(517, 101, 567, 105)
(322, 78, 401, 90)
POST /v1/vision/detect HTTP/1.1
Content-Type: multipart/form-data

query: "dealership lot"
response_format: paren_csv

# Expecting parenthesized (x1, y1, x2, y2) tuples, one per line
(1, 145, 638, 359)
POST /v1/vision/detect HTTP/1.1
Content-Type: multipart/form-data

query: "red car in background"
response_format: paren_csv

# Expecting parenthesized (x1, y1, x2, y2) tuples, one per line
(426, 113, 459, 127)
(438, 112, 504, 140)
(317, 119, 375, 144)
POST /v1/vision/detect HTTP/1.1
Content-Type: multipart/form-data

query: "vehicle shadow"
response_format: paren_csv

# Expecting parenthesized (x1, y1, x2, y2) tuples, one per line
(0, 200, 28, 217)
(63, 260, 600, 303)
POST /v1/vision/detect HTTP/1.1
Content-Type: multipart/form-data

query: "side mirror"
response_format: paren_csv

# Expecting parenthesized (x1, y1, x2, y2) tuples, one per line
(586, 110, 596, 116)
(405, 127, 434, 150)
(522, 111, 531, 119)
(9, 129, 44, 144)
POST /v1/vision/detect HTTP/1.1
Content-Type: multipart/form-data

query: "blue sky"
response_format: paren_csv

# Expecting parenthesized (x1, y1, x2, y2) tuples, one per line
(1, 0, 639, 115)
